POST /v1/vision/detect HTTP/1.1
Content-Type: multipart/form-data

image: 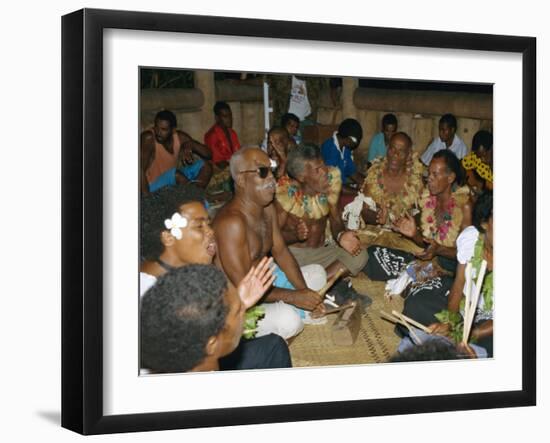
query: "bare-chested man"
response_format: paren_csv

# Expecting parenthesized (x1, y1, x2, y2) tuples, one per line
(140, 110, 213, 194)
(275, 144, 368, 280)
(213, 147, 326, 339)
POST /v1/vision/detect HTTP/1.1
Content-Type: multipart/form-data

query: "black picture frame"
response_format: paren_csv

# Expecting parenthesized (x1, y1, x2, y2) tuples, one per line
(62, 8, 536, 435)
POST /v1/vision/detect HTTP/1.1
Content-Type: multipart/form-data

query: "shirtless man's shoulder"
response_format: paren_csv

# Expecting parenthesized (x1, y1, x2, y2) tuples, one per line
(213, 202, 247, 231)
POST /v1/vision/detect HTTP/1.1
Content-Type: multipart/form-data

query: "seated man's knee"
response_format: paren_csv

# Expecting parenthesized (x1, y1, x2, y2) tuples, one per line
(347, 247, 369, 276)
(274, 302, 304, 339)
(300, 264, 327, 291)
(257, 302, 304, 340)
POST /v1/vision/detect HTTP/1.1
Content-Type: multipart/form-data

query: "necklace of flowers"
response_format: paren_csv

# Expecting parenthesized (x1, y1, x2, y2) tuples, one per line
(423, 194, 457, 242)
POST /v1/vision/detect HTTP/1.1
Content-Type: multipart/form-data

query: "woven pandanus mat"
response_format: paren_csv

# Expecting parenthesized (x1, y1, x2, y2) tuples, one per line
(357, 226, 424, 254)
(289, 276, 406, 367)
(289, 228, 420, 367)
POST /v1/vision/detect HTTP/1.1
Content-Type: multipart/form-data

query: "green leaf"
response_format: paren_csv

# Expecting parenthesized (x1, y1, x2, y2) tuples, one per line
(434, 309, 464, 344)
(435, 310, 449, 323)
(242, 306, 266, 339)
(449, 311, 463, 324)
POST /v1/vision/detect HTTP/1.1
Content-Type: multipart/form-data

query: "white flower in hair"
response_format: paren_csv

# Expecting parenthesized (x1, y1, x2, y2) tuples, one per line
(270, 158, 277, 169)
(164, 212, 188, 240)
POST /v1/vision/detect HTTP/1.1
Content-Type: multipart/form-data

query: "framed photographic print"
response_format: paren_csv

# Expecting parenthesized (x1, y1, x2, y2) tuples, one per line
(62, 8, 536, 435)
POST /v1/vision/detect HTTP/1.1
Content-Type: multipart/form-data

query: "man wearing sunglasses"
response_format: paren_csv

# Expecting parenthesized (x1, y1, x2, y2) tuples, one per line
(213, 147, 327, 340)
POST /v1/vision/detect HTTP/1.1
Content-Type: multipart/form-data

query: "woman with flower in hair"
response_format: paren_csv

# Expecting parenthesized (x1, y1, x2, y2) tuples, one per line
(139, 184, 291, 372)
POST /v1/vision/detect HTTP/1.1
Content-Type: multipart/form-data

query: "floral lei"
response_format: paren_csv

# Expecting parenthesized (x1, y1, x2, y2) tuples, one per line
(361, 153, 424, 220)
(275, 166, 342, 219)
(420, 186, 469, 247)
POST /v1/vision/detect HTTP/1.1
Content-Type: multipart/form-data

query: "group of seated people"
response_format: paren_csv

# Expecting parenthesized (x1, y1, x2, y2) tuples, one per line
(139, 103, 495, 373)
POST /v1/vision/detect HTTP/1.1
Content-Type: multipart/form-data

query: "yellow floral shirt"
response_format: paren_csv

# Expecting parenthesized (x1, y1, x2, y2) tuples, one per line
(276, 167, 342, 219)
(361, 153, 424, 221)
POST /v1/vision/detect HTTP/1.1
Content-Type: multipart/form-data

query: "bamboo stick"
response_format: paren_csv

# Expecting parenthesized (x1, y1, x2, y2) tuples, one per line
(380, 310, 405, 325)
(391, 310, 431, 333)
(462, 262, 473, 344)
(380, 311, 422, 345)
(465, 261, 485, 341)
(463, 260, 487, 343)
(323, 302, 355, 316)
(393, 311, 422, 345)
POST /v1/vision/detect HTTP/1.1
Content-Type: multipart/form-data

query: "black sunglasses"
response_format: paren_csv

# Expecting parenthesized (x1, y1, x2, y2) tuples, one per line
(238, 166, 273, 179)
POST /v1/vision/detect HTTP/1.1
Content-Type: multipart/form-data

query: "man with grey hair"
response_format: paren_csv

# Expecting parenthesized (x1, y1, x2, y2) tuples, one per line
(213, 147, 328, 340)
(275, 144, 369, 294)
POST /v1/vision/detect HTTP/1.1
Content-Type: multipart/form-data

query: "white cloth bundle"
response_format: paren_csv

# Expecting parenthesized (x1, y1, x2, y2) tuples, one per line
(384, 270, 413, 299)
(343, 192, 377, 230)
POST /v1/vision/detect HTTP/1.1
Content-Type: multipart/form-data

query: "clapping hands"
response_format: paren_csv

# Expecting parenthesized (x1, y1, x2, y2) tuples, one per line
(392, 213, 417, 238)
(237, 257, 276, 309)
(338, 230, 362, 256)
(414, 238, 440, 260)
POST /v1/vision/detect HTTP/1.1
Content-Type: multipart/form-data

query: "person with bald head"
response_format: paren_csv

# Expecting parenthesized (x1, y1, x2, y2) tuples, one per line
(213, 147, 327, 340)
(348, 132, 424, 229)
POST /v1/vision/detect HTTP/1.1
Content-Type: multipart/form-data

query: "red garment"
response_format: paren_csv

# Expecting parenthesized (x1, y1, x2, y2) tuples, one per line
(204, 124, 241, 163)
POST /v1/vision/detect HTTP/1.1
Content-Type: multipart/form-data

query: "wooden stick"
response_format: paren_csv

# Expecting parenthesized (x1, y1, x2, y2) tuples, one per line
(391, 310, 431, 333)
(318, 267, 346, 297)
(323, 302, 355, 316)
(380, 310, 405, 325)
(380, 311, 422, 345)
(392, 311, 423, 345)
(463, 260, 487, 343)
(311, 301, 355, 318)
(467, 260, 487, 341)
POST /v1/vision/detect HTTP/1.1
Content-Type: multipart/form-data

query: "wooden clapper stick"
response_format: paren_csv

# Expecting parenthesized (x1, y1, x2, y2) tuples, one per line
(311, 268, 348, 319)
(318, 267, 346, 298)
(380, 310, 430, 345)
